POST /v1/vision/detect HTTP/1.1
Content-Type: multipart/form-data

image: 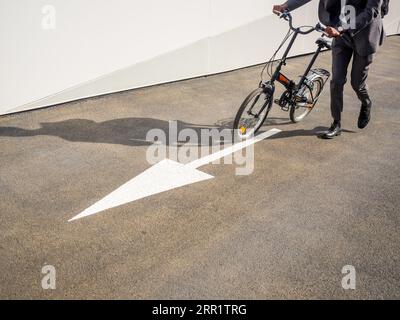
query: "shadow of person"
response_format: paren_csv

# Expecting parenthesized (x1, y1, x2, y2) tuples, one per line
(0, 117, 230, 147)
(0, 116, 356, 147)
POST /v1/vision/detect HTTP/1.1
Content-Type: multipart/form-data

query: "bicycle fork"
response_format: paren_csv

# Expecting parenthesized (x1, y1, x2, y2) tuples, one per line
(247, 84, 275, 118)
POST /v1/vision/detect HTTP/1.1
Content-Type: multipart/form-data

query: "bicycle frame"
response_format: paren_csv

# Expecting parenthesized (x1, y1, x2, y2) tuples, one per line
(270, 30, 326, 91)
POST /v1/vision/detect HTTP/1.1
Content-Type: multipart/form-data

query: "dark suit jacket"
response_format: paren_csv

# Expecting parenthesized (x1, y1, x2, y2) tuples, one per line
(286, 0, 385, 55)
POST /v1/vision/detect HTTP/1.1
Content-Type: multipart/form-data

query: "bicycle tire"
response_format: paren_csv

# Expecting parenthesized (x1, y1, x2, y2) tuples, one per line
(289, 77, 323, 123)
(233, 88, 272, 139)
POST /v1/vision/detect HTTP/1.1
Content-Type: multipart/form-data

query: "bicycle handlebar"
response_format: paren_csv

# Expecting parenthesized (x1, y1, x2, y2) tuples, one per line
(275, 10, 326, 35)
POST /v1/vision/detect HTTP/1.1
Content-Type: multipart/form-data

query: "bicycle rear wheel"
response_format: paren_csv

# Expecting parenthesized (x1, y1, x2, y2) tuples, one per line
(289, 77, 323, 123)
(233, 88, 272, 139)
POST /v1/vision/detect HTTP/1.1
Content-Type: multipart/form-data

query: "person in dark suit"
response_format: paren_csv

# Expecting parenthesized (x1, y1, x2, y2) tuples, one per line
(273, 0, 385, 139)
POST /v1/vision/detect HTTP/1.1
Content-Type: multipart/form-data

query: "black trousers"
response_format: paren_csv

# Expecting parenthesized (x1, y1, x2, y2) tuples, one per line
(330, 35, 374, 121)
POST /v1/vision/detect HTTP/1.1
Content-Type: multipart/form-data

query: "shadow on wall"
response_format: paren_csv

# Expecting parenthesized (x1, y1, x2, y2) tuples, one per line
(0, 115, 356, 146)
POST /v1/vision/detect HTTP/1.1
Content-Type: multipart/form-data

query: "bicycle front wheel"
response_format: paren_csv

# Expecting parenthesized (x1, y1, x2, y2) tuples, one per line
(233, 88, 272, 139)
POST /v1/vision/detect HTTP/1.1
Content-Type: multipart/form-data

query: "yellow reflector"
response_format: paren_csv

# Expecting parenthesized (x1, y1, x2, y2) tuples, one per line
(240, 126, 246, 134)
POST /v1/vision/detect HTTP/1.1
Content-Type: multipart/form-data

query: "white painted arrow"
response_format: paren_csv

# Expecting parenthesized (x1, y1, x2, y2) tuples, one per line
(69, 128, 281, 221)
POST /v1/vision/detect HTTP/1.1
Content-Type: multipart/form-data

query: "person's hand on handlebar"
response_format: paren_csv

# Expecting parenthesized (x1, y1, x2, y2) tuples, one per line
(325, 26, 341, 38)
(272, 3, 288, 15)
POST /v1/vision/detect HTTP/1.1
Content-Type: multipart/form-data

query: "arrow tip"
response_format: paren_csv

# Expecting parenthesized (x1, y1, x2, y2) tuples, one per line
(68, 159, 214, 221)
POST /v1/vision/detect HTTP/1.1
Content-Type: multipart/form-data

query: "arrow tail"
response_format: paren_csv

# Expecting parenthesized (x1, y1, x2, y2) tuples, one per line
(186, 128, 281, 169)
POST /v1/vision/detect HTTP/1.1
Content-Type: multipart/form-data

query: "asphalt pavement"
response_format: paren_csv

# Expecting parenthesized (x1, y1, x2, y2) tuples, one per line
(0, 36, 399, 299)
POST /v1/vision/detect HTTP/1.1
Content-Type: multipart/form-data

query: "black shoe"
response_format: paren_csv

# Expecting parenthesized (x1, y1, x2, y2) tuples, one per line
(318, 122, 342, 139)
(358, 103, 371, 129)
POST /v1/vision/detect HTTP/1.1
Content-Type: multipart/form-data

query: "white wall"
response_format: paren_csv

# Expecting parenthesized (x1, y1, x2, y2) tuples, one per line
(1, 0, 399, 115)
